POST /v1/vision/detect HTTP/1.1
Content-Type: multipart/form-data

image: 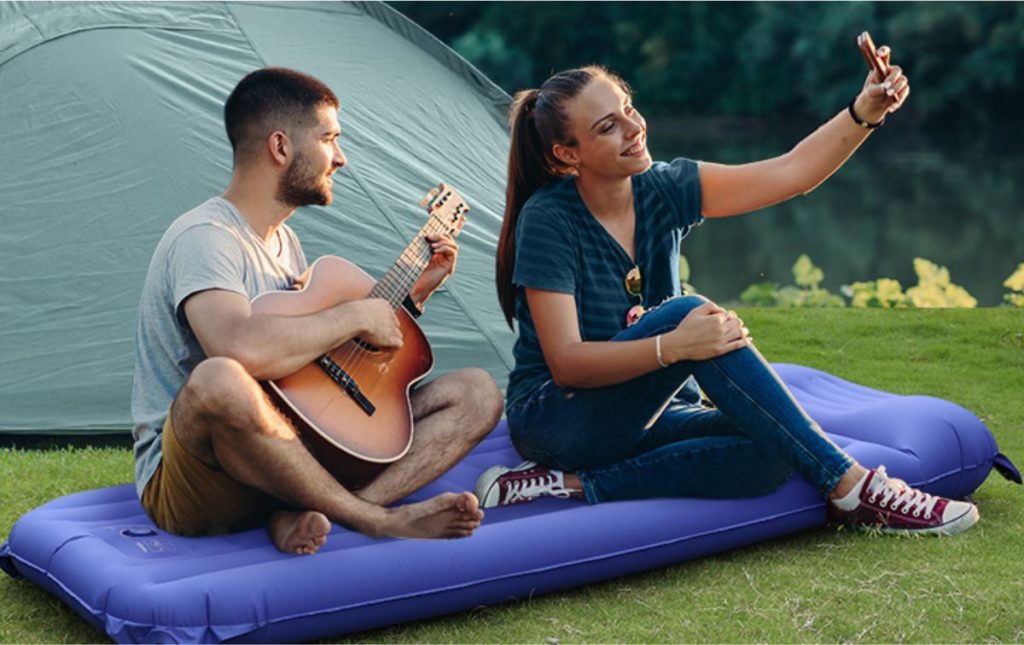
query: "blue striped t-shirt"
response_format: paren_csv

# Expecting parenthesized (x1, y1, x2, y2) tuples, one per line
(507, 158, 704, 410)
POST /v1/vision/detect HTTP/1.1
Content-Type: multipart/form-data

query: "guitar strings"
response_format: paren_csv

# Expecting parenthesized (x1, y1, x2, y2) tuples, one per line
(330, 204, 459, 388)
(333, 214, 449, 387)
(332, 218, 436, 370)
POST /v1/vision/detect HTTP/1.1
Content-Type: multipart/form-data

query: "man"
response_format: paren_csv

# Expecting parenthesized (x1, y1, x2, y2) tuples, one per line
(131, 67, 503, 555)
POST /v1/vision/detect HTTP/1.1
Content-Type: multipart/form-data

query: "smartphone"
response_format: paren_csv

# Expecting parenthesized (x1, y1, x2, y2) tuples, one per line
(857, 31, 889, 79)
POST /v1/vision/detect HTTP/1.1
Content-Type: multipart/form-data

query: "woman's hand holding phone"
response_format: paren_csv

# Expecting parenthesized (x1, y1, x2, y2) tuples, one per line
(847, 30, 913, 126)
(853, 31, 909, 125)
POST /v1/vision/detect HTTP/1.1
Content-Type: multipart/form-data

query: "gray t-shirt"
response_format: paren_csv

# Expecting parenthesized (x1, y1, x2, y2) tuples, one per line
(131, 196, 307, 497)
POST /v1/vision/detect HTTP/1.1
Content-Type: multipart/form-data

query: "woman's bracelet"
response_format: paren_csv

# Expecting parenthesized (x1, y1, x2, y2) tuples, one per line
(655, 334, 670, 368)
(847, 97, 884, 129)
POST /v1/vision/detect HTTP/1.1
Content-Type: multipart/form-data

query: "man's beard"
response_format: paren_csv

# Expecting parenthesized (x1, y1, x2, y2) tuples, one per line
(277, 152, 331, 207)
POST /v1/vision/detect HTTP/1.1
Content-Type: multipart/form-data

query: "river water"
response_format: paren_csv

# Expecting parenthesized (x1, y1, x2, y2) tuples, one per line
(648, 118, 1023, 306)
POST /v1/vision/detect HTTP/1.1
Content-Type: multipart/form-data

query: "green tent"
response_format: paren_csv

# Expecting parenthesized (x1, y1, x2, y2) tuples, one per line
(0, 1, 515, 436)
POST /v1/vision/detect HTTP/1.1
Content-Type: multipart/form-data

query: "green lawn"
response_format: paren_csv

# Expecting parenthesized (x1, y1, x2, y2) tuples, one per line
(2, 308, 1022, 643)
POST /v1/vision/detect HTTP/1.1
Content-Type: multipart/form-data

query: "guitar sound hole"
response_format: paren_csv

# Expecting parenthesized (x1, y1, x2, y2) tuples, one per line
(353, 337, 380, 353)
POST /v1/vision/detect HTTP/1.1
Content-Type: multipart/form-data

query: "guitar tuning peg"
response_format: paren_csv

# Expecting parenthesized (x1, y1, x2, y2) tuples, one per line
(419, 188, 440, 208)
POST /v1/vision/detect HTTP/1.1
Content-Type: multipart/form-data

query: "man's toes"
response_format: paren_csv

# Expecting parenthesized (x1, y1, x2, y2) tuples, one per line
(457, 492, 480, 514)
(304, 512, 331, 536)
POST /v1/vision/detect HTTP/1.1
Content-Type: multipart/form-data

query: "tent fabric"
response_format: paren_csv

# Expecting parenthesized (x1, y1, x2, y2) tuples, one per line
(0, 363, 1013, 643)
(0, 1, 515, 434)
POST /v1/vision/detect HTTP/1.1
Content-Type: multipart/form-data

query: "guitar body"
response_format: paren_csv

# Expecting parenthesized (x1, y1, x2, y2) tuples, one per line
(251, 255, 433, 488)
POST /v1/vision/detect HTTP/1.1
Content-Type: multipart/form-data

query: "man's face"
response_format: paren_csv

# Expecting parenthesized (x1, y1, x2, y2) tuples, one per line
(277, 104, 345, 207)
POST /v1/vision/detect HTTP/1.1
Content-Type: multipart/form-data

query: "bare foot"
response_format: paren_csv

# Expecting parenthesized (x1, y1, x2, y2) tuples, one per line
(377, 492, 484, 539)
(268, 510, 332, 555)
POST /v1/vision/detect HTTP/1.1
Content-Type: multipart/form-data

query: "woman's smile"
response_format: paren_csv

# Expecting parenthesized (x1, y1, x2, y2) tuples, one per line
(621, 137, 647, 157)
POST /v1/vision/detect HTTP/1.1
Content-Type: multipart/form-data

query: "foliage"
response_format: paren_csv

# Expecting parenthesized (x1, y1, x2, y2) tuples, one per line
(740, 255, 845, 308)
(392, 2, 1024, 127)
(842, 278, 910, 308)
(905, 258, 978, 308)
(740, 255, 982, 308)
(451, 30, 534, 92)
(1004, 262, 1024, 307)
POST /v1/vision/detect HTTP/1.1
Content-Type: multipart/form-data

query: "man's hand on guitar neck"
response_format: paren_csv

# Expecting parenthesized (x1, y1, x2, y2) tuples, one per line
(408, 233, 459, 309)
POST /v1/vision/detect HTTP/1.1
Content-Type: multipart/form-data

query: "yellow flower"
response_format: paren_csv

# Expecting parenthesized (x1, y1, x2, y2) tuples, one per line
(792, 254, 824, 289)
(876, 278, 907, 307)
(1004, 263, 1024, 292)
(913, 258, 950, 287)
(908, 258, 976, 308)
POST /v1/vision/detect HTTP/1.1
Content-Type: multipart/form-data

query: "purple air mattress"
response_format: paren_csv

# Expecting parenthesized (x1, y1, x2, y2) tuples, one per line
(1, 364, 1017, 643)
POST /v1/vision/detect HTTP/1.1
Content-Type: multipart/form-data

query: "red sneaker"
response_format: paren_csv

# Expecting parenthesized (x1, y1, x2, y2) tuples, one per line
(830, 466, 979, 536)
(475, 461, 573, 508)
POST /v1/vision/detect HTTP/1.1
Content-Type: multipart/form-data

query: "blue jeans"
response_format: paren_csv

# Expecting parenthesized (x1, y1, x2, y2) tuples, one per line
(507, 295, 855, 504)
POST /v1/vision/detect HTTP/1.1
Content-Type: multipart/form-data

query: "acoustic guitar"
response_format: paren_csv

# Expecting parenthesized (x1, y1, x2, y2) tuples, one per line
(251, 183, 469, 488)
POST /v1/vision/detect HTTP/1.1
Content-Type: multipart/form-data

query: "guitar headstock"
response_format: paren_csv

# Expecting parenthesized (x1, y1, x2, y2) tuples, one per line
(420, 182, 469, 238)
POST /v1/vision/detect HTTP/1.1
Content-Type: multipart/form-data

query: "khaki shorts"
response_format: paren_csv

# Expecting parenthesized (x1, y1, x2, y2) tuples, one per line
(141, 415, 278, 536)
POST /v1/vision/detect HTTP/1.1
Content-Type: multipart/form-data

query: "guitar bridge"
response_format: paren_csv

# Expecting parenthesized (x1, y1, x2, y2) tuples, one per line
(316, 355, 376, 416)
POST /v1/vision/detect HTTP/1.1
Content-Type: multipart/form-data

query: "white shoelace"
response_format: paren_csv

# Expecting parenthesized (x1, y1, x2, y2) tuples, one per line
(865, 466, 940, 519)
(503, 472, 571, 504)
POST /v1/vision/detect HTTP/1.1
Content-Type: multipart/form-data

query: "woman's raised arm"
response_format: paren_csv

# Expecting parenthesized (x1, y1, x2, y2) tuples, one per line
(699, 46, 908, 219)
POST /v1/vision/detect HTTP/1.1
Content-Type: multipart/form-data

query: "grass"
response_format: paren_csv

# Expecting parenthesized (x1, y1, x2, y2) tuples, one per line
(2, 308, 1022, 643)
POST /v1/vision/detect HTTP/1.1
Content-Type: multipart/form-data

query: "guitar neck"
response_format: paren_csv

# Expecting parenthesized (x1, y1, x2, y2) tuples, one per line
(368, 214, 453, 309)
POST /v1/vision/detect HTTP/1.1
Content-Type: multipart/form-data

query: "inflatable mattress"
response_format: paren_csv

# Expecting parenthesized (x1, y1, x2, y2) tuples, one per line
(2, 364, 1018, 643)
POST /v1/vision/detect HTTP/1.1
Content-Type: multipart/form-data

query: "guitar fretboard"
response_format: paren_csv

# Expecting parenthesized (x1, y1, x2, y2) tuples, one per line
(367, 213, 459, 309)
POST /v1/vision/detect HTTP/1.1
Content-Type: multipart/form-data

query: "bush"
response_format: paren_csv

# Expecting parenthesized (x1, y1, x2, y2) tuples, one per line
(739, 255, 845, 307)
(736, 255, 980, 308)
(905, 258, 978, 307)
(1004, 262, 1024, 307)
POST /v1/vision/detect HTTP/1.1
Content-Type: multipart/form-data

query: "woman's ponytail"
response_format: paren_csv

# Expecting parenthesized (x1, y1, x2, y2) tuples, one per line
(496, 88, 551, 329)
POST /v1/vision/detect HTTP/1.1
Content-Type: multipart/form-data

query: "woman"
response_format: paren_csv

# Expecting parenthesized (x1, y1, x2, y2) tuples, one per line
(475, 46, 978, 536)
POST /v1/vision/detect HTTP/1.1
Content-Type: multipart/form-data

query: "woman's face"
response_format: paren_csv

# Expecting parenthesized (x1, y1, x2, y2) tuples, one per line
(556, 75, 651, 179)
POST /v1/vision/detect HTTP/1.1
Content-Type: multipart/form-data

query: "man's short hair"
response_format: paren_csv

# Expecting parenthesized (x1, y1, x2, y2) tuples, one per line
(224, 67, 339, 164)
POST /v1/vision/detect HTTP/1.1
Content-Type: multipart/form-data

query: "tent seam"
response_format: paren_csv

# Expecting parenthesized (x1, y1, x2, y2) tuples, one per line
(0, 24, 221, 68)
(220, 2, 269, 67)
(19, 12, 45, 39)
(339, 166, 411, 242)
(354, 1, 510, 128)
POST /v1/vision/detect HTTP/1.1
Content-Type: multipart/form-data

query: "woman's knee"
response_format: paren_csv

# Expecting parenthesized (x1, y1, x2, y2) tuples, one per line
(660, 294, 710, 321)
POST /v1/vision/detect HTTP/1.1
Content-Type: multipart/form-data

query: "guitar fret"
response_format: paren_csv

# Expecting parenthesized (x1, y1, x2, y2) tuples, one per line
(370, 216, 456, 308)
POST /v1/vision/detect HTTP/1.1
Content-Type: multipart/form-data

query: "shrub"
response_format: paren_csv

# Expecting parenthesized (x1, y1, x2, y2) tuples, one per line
(736, 255, 979, 308)
(905, 258, 978, 308)
(842, 278, 910, 308)
(1004, 262, 1024, 307)
(739, 255, 845, 308)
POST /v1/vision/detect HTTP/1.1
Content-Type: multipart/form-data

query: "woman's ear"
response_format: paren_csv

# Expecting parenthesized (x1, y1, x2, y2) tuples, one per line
(552, 143, 578, 169)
